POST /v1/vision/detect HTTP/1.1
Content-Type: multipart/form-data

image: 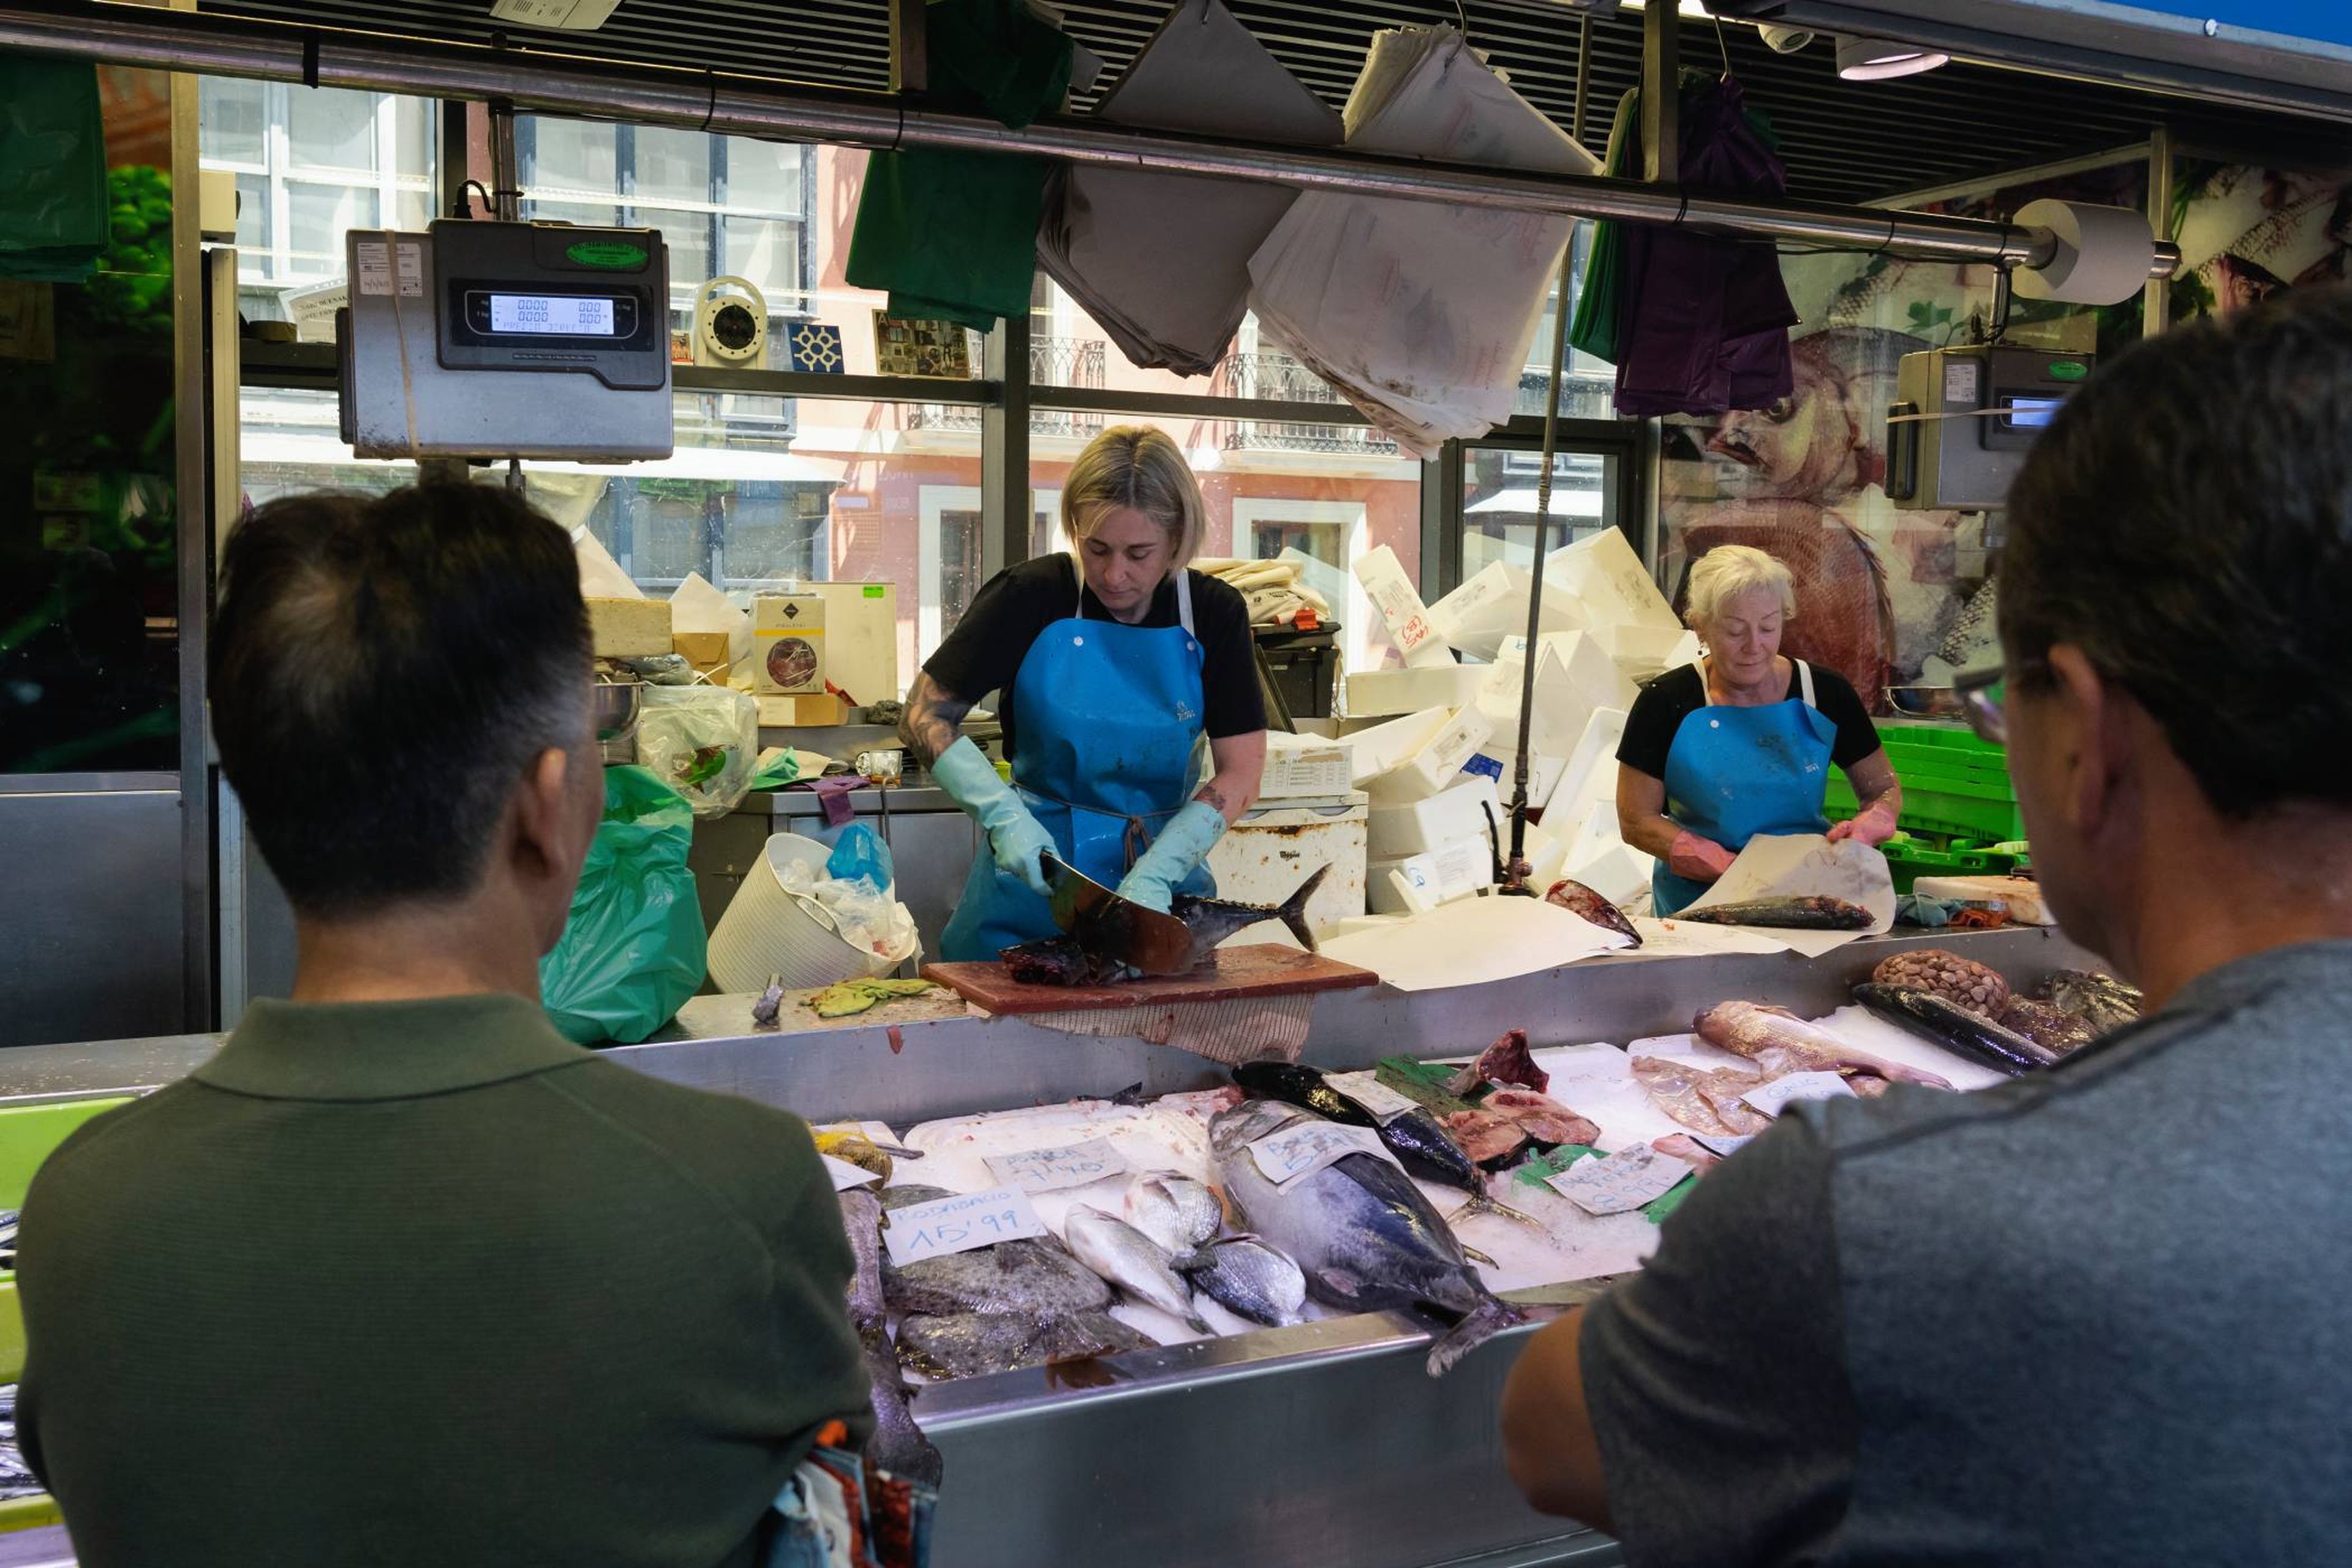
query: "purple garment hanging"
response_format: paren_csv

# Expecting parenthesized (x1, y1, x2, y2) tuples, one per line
(1612, 75, 1798, 419)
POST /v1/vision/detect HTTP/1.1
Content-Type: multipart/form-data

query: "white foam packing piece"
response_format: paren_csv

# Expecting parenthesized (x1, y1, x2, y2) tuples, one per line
(1427, 561, 1590, 663)
(1344, 706, 1451, 786)
(1361, 703, 1492, 803)
(1352, 543, 1453, 667)
(1366, 772, 1501, 859)
(1344, 663, 1482, 718)
(1544, 527, 1680, 636)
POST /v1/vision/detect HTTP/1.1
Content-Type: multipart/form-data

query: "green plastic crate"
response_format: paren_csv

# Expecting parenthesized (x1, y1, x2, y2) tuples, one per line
(1879, 835, 2021, 894)
(1829, 722, 2027, 843)
(0, 1096, 133, 1533)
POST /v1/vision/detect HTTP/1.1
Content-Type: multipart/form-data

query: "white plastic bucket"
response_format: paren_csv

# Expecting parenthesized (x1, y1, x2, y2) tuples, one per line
(707, 832, 916, 993)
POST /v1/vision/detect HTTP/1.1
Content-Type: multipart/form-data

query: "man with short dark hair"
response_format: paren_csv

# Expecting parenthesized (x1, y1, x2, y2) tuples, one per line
(1499, 287, 2352, 1564)
(19, 484, 870, 1566)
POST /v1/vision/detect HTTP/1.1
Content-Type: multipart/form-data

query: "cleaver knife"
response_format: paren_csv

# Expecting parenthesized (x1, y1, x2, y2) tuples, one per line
(1041, 853, 1195, 976)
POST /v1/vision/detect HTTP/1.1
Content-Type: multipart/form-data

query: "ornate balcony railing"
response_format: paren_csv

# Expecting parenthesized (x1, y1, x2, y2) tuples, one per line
(1216, 352, 1400, 455)
(909, 335, 1105, 439)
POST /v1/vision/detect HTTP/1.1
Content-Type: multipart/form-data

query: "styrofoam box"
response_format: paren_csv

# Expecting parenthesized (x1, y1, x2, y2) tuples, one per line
(1367, 772, 1500, 859)
(1554, 706, 1630, 826)
(1206, 791, 1369, 942)
(1363, 703, 1492, 804)
(1427, 561, 1588, 662)
(1544, 526, 1680, 635)
(1368, 838, 1492, 913)
(1566, 841, 1654, 907)
(1344, 663, 1482, 718)
(1599, 624, 1700, 682)
(1353, 543, 1454, 668)
(1345, 706, 1451, 785)
(1259, 731, 1354, 798)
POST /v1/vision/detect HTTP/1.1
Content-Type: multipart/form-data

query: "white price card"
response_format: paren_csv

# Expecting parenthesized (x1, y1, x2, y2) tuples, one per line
(882, 1187, 1046, 1267)
(354, 240, 391, 297)
(1691, 1131, 1755, 1158)
(1741, 1071, 1856, 1119)
(982, 1139, 1129, 1194)
(1545, 1143, 1687, 1216)
(1328, 1071, 1422, 1122)
(821, 1154, 881, 1191)
(1249, 1121, 1396, 1186)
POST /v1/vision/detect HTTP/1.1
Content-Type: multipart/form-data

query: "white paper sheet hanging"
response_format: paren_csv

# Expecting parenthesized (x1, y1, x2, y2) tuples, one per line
(1318, 893, 1633, 990)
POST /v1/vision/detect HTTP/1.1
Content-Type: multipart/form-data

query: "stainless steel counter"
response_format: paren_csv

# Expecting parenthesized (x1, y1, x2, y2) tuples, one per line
(4, 924, 2097, 1567)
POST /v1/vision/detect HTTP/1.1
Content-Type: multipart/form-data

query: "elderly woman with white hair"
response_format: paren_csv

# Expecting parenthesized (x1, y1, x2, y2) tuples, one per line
(1616, 545, 1902, 915)
(903, 425, 1268, 960)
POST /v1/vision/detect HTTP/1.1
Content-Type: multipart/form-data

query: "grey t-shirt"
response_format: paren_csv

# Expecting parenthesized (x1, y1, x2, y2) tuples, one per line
(1578, 940, 2352, 1566)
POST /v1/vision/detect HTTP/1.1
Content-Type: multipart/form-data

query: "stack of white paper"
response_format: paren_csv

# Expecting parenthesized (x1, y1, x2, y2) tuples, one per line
(1245, 26, 1599, 456)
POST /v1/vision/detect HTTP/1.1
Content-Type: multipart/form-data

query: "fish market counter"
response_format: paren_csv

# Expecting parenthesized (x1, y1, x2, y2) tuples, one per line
(4, 925, 2098, 1568)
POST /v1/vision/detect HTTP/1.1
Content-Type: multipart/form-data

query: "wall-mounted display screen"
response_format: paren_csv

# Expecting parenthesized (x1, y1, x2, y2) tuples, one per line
(488, 293, 618, 336)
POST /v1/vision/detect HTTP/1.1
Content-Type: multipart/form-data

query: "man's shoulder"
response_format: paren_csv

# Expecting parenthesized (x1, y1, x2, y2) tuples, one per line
(540, 1060, 827, 1207)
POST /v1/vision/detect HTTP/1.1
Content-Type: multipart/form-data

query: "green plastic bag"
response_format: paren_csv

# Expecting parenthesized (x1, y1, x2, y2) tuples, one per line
(0, 56, 108, 282)
(539, 766, 708, 1046)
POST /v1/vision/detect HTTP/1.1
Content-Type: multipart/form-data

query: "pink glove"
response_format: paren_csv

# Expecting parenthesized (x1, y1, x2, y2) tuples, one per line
(1827, 796, 1901, 847)
(1667, 830, 1738, 883)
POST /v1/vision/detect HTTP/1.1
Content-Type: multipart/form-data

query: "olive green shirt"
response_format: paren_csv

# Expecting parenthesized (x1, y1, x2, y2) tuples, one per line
(18, 993, 870, 1567)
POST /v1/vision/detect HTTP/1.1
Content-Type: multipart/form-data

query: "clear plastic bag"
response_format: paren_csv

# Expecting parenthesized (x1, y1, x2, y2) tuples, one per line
(636, 684, 758, 819)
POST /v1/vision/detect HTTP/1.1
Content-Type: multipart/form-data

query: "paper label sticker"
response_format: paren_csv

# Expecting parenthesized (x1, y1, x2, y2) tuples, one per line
(821, 1154, 881, 1191)
(1249, 1121, 1395, 1186)
(1546, 1142, 1686, 1215)
(1691, 1132, 1755, 1157)
(394, 241, 424, 298)
(354, 241, 391, 297)
(1741, 1071, 1856, 1118)
(881, 1187, 1046, 1267)
(982, 1138, 1128, 1194)
(1943, 357, 1981, 405)
(1328, 1071, 1420, 1123)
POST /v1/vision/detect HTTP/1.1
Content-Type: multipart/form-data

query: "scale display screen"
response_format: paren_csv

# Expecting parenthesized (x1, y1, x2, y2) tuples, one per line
(487, 292, 618, 336)
(2000, 395, 2065, 429)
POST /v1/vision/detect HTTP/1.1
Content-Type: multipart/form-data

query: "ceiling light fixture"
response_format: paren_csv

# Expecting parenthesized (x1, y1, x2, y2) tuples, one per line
(1834, 34, 1951, 80)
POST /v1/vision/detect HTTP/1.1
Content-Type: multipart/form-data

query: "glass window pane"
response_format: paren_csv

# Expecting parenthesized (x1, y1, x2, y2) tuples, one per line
(286, 87, 380, 173)
(526, 118, 617, 194)
(722, 218, 801, 311)
(523, 198, 623, 230)
(392, 98, 434, 181)
(233, 173, 270, 274)
(199, 77, 266, 166)
(635, 208, 712, 305)
(1460, 448, 1618, 582)
(286, 183, 379, 280)
(633, 126, 713, 207)
(393, 186, 434, 233)
(724, 137, 801, 214)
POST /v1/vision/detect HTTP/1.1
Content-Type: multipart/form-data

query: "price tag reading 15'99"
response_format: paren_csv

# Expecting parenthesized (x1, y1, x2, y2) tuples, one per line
(881, 1187, 1046, 1267)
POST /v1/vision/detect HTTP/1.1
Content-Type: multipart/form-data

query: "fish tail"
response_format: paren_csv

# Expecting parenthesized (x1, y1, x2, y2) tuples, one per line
(1277, 865, 1330, 952)
(1424, 1296, 1528, 1378)
(1450, 1193, 1549, 1233)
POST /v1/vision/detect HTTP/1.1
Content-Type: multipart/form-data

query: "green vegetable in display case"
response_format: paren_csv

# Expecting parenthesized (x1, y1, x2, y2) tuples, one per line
(83, 165, 174, 334)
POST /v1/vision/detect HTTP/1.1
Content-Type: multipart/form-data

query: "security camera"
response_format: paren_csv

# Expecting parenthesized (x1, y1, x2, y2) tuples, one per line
(1760, 24, 1814, 52)
(694, 276, 767, 369)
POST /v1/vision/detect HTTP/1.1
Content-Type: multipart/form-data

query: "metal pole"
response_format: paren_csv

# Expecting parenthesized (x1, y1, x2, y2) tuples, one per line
(1640, 0, 1679, 185)
(0, 2, 2180, 277)
(488, 97, 521, 221)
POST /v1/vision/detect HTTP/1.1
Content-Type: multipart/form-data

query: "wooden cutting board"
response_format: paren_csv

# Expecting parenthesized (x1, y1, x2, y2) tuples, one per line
(923, 943, 1379, 1016)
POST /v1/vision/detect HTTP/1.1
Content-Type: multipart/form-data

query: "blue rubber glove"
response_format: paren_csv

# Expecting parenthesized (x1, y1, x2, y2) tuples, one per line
(1115, 800, 1229, 913)
(930, 736, 1054, 899)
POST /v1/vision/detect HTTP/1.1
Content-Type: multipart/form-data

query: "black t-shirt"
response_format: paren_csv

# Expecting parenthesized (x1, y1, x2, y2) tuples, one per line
(1616, 660, 1882, 780)
(922, 554, 1265, 763)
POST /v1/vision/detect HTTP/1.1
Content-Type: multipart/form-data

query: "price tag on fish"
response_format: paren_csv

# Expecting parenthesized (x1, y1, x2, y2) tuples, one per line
(1327, 1071, 1422, 1123)
(1545, 1142, 1687, 1215)
(1741, 1071, 1856, 1118)
(882, 1186, 1047, 1267)
(1690, 1132, 1754, 1158)
(1249, 1121, 1396, 1186)
(982, 1138, 1129, 1194)
(820, 1153, 882, 1191)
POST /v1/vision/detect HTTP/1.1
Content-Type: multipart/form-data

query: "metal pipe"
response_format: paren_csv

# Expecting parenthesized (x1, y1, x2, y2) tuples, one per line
(0, 2, 2182, 276)
(488, 97, 521, 221)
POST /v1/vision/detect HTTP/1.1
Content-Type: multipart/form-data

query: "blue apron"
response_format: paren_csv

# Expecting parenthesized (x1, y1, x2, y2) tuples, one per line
(1652, 657, 1837, 916)
(940, 568, 1215, 961)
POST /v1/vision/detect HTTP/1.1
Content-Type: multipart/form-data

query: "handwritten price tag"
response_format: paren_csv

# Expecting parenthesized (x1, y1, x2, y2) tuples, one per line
(1690, 1132, 1755, 1158)
(1740, 1071, 1856, 1118)
(982, 1138, 1129, 1194)
(1329, 1071, 1421, 1123)
(1546, 1142, 1686, 1215)
(882, 1187, 1046, 1267)
(1249, 1121, 1396, 1186)
(821, 1154, 881, 1191)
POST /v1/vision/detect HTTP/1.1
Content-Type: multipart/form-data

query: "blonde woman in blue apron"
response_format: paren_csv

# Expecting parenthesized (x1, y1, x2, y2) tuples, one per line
(1615, 545, 1902, 915)
(902, 426, 1270, 960)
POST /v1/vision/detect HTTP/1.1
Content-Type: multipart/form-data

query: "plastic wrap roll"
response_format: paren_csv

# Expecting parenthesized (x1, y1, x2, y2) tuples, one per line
(2012, 199, 2155, 306)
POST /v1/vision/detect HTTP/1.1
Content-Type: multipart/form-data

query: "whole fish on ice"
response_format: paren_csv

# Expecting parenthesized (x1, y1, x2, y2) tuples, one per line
(1121, 1172, 1222, 1267)
(1211, 1099, 1523, 1376)
(1180, 1235, 1308, 1328)
(838, 1189, 943, 1484)
(1062, 1204, 1211, 1333)
(1233, 1060, 1488, 1197)
(878, 1185, 1114, 1320)
(894, 1310, 1150, 1381)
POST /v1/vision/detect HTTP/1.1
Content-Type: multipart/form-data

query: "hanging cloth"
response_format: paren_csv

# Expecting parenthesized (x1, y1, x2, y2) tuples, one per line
(0, 56, 108, 283)
(845, 0, 1074, 330)
(1578, 74, 1799, 418)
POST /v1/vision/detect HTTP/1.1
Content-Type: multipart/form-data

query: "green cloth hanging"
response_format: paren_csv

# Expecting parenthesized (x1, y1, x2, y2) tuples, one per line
(1566, 88, 1641, 368)
(846, 0, 1074, 331)
(0, 55, 109, 283)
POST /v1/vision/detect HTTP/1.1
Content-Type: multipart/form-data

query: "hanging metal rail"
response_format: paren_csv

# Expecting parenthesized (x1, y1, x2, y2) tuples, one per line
(0, 1, 2180, 277)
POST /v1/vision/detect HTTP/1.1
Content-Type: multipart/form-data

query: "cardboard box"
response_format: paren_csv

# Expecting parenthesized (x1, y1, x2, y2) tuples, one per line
(672, 629, 734, 679)
(587, 596, 672, 659)
(755, 693, 849, 728)
(810, 581, 899, 710)
(752, 592, 827, 695)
